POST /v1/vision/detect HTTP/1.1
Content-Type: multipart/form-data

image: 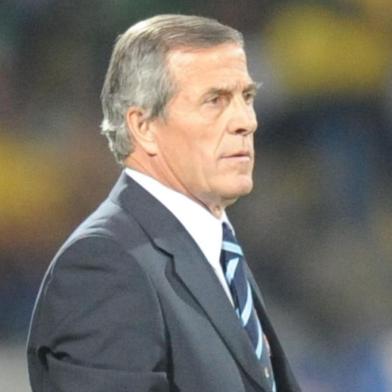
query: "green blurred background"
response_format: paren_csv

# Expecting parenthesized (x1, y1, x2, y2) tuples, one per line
(1, 0, 392, 390)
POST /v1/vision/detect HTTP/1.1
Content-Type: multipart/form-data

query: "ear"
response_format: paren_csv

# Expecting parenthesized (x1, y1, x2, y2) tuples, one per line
(126, 106, 158, 155)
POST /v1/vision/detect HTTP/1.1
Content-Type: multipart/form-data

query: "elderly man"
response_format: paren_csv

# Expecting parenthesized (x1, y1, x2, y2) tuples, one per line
(27, 15, 300, 392)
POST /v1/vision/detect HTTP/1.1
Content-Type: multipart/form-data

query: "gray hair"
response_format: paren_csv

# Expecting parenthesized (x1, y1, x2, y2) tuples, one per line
(100, 14, 243, 164)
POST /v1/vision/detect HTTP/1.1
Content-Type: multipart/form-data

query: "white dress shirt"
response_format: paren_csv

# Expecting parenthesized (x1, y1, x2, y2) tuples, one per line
(125, 168, 234, 304)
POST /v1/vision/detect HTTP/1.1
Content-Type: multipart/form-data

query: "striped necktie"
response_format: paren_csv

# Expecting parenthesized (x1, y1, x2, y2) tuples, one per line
(221, 222, 276, 392)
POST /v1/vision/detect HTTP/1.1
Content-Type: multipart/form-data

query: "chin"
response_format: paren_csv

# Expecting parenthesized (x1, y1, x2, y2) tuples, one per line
(222, 179, 254, 204)
(236, 175, 253, 194)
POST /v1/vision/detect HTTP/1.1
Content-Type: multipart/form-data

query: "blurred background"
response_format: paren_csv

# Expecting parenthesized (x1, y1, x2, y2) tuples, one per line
(1, 0, 392, 390)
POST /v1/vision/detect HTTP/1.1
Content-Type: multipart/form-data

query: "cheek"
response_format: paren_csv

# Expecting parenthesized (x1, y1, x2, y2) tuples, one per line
(176, 143, 218, 188)
(192, 141, 219, 172)
(162, 132, 200, 174)
(163, 116, 222, 174)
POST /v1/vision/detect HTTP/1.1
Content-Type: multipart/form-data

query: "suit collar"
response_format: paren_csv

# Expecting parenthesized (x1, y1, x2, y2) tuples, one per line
(109, 172, 276, 391)
(124, 168, 228, 278)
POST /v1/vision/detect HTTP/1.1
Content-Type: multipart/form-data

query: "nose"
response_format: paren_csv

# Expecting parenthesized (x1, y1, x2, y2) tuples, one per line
(227, 97, 258, 136)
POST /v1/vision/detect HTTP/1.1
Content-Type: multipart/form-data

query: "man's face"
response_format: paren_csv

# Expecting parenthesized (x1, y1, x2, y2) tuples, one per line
(151, 43, 258, 213)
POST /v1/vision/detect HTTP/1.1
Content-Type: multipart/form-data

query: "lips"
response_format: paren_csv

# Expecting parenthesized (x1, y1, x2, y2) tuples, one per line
(221, 150, 252, 159)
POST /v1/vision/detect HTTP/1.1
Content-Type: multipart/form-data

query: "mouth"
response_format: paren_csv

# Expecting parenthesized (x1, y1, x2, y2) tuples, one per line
(221, 151, 253, 161)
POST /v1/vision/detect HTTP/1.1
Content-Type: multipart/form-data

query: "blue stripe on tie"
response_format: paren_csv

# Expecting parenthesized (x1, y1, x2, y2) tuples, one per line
(241, 282, 253, 326)
(255, 317, 263, 359)
(222, 241, 243, 256)
(221, 222, 275, 388)
(225, 257, 239, 284)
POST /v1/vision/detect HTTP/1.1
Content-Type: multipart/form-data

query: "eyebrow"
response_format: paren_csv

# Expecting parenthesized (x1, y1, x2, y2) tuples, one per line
(202, 81, 262, 99)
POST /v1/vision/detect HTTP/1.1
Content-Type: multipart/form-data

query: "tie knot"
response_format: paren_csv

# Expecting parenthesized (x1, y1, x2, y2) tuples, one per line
(221, 223, 243, 257)
(222, 222, 235, 241)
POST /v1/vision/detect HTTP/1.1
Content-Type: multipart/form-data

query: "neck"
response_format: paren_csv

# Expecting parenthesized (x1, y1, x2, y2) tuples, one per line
(124, 153, 225, 219)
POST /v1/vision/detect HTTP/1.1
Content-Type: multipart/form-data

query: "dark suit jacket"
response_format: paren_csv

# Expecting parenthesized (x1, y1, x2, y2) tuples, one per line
(27, 172, 300, 392)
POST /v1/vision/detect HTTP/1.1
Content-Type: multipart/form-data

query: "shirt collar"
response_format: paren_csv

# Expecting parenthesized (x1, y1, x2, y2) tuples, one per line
(124, 168, 231, 267)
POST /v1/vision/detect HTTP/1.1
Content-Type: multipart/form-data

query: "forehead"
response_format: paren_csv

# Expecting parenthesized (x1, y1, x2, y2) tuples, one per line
(167, 44, 252, 92)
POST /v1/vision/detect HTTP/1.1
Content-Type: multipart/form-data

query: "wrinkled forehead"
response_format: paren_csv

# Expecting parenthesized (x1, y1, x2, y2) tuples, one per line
(167, 43, 247, 68)
(166, 44, 251, 90)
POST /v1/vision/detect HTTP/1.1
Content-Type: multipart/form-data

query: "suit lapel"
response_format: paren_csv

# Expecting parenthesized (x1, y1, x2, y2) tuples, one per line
(160, 235, 272, 391)
(109, 172, 271, 391)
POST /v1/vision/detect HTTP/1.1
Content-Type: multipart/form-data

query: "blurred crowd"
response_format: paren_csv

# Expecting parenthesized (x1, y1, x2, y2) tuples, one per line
(1, 0, 392, 390)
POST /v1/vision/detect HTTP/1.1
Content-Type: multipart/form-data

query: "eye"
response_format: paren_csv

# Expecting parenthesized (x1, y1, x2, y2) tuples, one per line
(205, 95, 222, 105)
(243, 90, 256, 104)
